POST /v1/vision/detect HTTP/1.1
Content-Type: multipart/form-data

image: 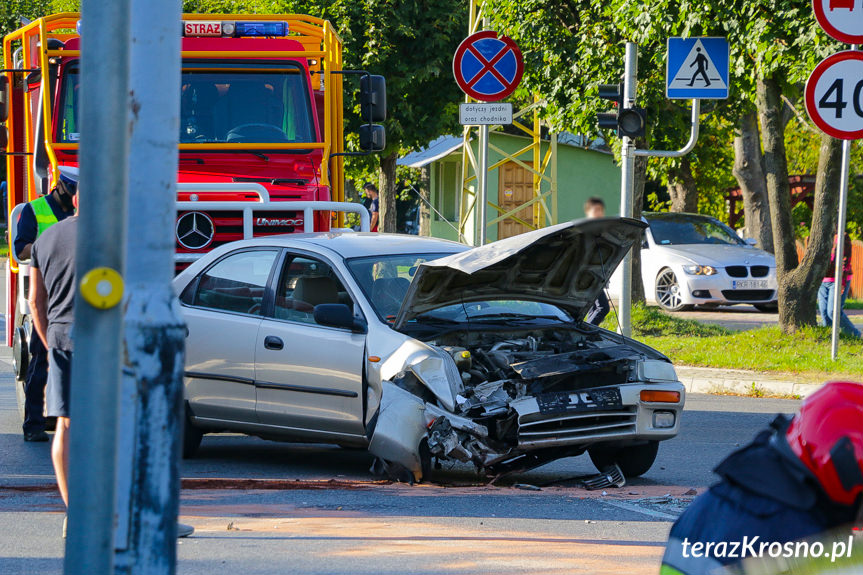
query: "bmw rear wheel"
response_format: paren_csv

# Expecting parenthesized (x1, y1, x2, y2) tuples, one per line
(655, 268, 690, 312)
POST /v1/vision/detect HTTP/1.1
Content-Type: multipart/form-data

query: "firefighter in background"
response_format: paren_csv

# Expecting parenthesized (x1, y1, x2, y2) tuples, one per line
(661, 381, 863, 575)
(14, 166, 78, 442)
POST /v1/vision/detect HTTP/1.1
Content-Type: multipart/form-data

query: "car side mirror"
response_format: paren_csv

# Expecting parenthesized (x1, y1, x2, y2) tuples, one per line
(641, 239, 649, 249)
(314, 303, 367, 333)
(0, 76, 8, 123)
(359, 124, 386, 152)
(744, 238, 757, 246)
(360, 74, 387, 122)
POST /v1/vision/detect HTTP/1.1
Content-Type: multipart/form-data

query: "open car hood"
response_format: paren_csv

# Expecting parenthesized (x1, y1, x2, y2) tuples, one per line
(393, 217, 648, 329)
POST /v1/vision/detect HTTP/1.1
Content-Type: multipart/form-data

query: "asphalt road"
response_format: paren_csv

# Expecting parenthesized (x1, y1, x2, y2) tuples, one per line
(0, 344, 801, 575)
(668, 304, 863, 332)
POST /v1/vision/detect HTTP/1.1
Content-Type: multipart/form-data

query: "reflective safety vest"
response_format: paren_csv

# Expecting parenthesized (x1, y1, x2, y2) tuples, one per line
(30, 196, 59, 237)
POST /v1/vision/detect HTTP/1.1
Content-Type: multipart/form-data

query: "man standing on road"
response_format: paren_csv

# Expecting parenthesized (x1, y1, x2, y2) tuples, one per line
(28, 177, 195, 539)
(15, 166, 78, 442)
(661, 381, 863, 574)
(28, 177, 78, 523)
(583, 197, 611, 326)
(363, 182, 380, 232)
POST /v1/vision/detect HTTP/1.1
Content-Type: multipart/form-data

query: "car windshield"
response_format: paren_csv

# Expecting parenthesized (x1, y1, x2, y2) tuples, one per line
(647, 214, 745, 246)
(345, 253, 572, 325)
(57, 63, 315, 145)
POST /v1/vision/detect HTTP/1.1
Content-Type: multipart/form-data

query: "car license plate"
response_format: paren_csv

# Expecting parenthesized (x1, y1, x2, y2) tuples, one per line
(536, 388, 622, 415)
(732, 280, 768, 289)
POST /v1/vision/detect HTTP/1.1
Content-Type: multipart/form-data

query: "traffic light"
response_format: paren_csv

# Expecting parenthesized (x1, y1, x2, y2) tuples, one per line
(596, 83, 647, 138)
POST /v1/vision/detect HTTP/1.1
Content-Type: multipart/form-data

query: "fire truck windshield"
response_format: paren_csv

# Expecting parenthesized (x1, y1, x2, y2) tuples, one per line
(58, 63, 316, 146)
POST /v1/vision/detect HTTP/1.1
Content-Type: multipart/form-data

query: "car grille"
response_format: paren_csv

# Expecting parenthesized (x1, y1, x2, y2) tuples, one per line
(721, 289, 774, 301)
(517, 407, 637, 446)
(751, 265, 769, 277)
(725, 266, 748, 277)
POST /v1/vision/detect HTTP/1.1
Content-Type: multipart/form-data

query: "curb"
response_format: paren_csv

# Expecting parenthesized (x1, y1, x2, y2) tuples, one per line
(676, 366, 822, 399)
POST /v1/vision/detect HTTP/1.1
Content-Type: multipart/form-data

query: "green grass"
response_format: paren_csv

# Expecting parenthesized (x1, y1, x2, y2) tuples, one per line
(846, 298, 863, 310)
(601, 305, 863, 380)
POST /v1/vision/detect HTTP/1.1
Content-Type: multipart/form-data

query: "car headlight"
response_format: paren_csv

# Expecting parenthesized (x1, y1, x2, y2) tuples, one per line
(683, 264, 717, 275)
(637, 360, 678, 383)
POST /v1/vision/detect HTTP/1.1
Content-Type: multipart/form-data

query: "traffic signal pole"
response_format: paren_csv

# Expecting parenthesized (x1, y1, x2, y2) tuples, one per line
(114, 1, 186, 572)
(65, 1, 130, 573)
(618, 43, 637, 337)
(614, 43, 701, 337)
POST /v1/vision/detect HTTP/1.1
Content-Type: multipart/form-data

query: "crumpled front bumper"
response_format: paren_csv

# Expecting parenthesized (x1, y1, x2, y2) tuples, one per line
(368, 380, 684, 482)
(511, 382, 685, 449)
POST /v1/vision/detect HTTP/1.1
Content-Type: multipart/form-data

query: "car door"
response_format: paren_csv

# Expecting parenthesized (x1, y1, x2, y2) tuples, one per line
(181, 248, 279, 424)
(254, 251, 366, 436)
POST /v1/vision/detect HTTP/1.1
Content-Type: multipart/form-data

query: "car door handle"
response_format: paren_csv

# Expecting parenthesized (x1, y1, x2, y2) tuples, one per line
(263, 336, 284, 350)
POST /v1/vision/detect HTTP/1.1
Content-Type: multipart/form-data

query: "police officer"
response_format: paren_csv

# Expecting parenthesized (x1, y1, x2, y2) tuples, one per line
(14, 166, 78, 442)
(661, 381, 863, 574)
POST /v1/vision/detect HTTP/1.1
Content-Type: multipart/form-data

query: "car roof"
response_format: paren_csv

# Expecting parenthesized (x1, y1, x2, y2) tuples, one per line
(217, 232, 469, 259)
(643, 212, 717, 222)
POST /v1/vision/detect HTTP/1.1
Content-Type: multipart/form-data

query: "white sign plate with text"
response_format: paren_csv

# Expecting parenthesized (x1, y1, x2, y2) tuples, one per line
(459, 103, 513, 125)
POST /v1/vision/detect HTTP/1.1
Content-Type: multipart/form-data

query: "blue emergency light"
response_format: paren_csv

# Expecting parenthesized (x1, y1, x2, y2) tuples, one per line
(234, 21, 288, 37)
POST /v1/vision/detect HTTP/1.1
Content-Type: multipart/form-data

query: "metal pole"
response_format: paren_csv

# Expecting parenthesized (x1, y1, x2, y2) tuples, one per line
(831, 136, 853, 360)
(65, 1, 131, 573)
(478, 123, 489, 245)
(618, 42, 638, 338)
(114, 1, 185, 573)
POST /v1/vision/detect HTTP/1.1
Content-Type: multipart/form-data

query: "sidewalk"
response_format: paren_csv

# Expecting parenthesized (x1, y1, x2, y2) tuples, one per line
(676, 365, 823, 398)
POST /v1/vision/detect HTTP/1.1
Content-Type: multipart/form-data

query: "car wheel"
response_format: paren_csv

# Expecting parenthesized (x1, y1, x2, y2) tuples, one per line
(655, 268, 690, 312)
(182, 404, 204, 459)
(588, 441, 660, 478)
(753, 302, 778, 313)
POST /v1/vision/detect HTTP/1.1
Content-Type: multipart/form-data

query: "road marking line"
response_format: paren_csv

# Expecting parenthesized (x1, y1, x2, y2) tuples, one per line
(601, 499, 679, 521)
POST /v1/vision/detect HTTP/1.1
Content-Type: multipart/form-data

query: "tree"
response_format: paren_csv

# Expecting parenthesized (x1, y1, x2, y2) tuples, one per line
(487, 0, 848, 332)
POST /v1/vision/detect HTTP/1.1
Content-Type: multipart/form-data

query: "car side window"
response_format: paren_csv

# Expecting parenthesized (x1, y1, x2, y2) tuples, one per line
(274, 254, 353, 325)
(190, 249, 278, 316)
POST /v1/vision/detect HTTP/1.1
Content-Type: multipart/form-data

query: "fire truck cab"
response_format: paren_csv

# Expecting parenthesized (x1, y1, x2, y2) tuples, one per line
(1, 13, 386, 402)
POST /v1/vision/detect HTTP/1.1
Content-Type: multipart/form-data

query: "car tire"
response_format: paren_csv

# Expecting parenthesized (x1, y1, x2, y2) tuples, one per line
(588, 441, 660, 478)
(753, 302, 778, 313)
(655, 268, 691, 312)
(182, 404, 204, 459)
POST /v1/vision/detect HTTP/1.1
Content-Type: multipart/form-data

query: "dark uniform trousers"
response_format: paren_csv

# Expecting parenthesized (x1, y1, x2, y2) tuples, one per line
(23, 333, 48, 434)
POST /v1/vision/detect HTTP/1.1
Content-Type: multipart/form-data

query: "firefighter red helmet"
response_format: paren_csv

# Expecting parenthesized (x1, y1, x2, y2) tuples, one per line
(786, 381, 863, 506)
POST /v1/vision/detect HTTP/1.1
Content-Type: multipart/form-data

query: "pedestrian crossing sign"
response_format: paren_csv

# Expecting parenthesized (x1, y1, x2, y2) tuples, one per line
(666, 37, 729, 99)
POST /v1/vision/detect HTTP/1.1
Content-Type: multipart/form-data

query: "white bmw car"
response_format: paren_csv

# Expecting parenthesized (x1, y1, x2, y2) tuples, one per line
(635, 212, 778, 312)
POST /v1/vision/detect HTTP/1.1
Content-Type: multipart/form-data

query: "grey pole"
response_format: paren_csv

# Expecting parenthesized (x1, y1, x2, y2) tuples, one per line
(831, 134, 853, 360)
(65, 1, 131, 573)
(478, 123, 489, 245)
(618, 42, 638, 338)
(114, 1, 185, 573)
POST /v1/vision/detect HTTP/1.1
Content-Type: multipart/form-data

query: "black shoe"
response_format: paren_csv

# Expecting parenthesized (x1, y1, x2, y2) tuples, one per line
(24, 431, 49, 442)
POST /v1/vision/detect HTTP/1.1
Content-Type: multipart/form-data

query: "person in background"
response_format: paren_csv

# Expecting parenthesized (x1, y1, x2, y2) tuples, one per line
(661, 381, 863, 575)
(818, 234, 860, 338)
(15, 166, 78, 442)
(584, 197, 610, 326)
(363, 182, 380, 232)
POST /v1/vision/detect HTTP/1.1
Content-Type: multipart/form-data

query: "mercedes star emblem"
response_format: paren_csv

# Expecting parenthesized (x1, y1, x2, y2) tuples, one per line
(176, 211, 215, 250)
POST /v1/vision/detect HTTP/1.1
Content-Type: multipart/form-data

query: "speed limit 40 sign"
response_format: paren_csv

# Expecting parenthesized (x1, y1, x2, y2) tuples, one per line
(805, 50, 863, 140)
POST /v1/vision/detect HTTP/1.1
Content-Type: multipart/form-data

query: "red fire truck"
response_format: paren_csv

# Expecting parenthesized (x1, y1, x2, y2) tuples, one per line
(1, 13, 385, 400)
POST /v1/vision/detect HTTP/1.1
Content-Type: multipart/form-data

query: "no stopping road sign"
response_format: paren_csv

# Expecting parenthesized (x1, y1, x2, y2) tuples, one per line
(805, 50, 863, 140)
(453, 31, 523, 102)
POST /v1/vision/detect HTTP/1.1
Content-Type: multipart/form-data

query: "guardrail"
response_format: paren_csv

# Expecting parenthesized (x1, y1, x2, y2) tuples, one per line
(174, 200, 370, 263)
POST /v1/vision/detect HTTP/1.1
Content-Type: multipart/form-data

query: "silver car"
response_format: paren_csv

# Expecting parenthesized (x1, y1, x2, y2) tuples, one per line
(174, 218, 685, 482)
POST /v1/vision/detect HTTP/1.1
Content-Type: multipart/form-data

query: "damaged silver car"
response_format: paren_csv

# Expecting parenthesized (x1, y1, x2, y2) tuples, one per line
(175, 217, 685, 482)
